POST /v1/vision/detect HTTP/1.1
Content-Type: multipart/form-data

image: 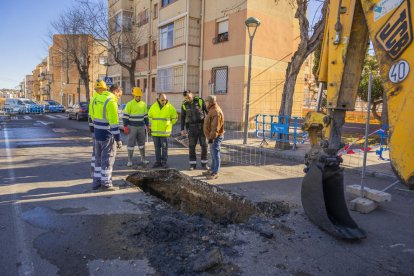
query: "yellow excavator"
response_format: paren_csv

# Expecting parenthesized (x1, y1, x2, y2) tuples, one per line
(301, 0, 414, 239)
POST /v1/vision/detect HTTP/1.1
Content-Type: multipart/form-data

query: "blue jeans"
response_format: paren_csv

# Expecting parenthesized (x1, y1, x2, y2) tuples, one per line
(210, 136, 223, 174)
(153, 136, 168, 164)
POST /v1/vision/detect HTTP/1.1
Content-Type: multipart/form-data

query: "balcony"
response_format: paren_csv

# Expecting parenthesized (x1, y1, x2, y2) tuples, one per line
(212, 32, 229, 44)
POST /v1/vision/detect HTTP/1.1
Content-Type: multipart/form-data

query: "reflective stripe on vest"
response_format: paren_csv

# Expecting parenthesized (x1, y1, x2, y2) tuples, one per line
(93, 97, 112, 130)
(182, 98, 203, 111)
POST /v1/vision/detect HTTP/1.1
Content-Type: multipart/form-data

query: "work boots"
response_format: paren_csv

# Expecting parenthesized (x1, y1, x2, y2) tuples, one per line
(139, 148, 150, 165)
(127, 150, 133, 167)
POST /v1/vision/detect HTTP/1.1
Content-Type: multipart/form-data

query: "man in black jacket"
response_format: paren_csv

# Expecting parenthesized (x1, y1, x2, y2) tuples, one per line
(181, 90, 209, 170)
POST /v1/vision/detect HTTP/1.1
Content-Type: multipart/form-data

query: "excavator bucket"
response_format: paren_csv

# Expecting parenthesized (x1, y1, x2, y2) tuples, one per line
(301, 164, 366, 240)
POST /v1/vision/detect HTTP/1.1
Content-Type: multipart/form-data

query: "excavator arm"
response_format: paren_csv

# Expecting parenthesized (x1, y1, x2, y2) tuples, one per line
(301, 0, 414, 239)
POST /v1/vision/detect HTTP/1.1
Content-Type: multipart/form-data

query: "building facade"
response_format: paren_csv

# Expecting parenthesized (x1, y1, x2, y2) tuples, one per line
(108, 0, 305, 126)
(25, 75, 34, 99)
(49, 35, 107, 107)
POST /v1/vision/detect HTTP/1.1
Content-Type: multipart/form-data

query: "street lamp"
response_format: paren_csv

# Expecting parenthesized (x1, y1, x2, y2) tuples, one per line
(243, 17, 261, 144)
(99, 56, 110, 77)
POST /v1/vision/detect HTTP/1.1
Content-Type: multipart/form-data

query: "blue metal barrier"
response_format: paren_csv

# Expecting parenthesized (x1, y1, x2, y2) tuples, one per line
(255, 114, 305, 149)
(376, 125, 390, 161)
(25, 104, 44, 114)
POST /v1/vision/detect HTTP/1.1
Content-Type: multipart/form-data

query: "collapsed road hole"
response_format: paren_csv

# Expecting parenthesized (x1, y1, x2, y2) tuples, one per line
(127, 169, 290, 224)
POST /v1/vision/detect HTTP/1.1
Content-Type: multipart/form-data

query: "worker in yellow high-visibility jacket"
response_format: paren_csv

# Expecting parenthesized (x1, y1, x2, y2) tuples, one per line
(148, 93, 177, 168)
(123, 87, 150, 167)
(91, 84, 123, 190)
(88, 80, 108, 178)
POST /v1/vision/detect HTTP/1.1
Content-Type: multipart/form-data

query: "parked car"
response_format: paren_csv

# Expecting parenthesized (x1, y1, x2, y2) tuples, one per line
(42, 100, 66, 113)
(4, 98, 26, 113)
(67, 102, 89, 121)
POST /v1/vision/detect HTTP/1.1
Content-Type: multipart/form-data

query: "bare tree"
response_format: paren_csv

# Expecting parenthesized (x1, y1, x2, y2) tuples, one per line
(78, 0, 145, 91)
(50, 7, 94, 103)
(276, 0, 328, 149)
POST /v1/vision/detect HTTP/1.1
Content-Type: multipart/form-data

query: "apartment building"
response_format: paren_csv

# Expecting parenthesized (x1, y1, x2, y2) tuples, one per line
(201, 0, 304, 125)
(31, 64, 41, 101)
(109, 0, 304, 125)
(30, 58, 53, 102)
(25, 75, 34, 99)
(107, 0, 158, 104)
(37, 58, 53, 101)
(49, 35, 107, 107)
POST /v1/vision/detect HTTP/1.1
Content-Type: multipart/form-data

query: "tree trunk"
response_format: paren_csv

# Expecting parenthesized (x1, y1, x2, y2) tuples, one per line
(84, 79, 90, 103)
(274, 0, 327, 150)
(129, 69, 136, 92)
(371, 100, 382, 121)
(279, 60, 304, 117)
(276, 52, 307, 150)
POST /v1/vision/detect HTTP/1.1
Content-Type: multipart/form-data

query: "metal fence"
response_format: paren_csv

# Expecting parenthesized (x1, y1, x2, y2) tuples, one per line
(255, 115, 305, 149)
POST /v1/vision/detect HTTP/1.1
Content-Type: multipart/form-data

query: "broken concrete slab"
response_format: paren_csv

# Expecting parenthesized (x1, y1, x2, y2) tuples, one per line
(349, 197, 378, 214)
(346, 185, 391, 203)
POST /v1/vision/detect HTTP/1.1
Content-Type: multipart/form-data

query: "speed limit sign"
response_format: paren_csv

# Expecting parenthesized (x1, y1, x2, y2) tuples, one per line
(389, 60, 410, 83)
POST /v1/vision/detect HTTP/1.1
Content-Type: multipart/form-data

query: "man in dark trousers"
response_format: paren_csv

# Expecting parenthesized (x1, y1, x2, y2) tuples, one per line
(180, 90, 209, 170)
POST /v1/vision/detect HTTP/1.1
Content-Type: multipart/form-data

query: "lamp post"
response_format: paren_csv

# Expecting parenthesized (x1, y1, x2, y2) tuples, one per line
(243, 17, 260, 144)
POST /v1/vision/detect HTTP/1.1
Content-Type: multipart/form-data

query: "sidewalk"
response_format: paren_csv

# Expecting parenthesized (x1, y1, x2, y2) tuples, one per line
(221, 135, 395, 179)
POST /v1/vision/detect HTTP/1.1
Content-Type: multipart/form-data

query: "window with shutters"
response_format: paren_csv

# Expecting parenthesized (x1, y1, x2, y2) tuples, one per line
(213, 19, 229, 44)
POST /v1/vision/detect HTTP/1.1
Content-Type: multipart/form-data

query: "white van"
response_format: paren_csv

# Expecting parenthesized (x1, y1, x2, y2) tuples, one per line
(5, 98, 27, 113)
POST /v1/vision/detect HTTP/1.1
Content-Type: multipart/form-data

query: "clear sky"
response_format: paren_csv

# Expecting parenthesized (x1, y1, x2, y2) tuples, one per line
(0, 0, 323, 90)
(0, 0, 74, 89)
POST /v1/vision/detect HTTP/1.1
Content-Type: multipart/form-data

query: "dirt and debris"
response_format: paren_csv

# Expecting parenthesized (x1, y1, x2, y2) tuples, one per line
(126, 169, 291, 224)
(23, 203, 271, 275)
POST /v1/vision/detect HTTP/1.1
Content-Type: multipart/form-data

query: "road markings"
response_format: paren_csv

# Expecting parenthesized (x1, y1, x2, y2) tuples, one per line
(44, 114, 68, 119)
(3, 128, 35, 275)
(23, 115, 32, 120)
(52, 128, 77, 133)
(36, 121, 53, 126)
